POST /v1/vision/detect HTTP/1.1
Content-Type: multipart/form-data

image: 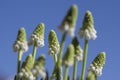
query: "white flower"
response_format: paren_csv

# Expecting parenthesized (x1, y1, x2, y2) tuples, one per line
(29, 34, 44, 47)
(88, 64, 103, 76)
(78, 28, 97, 40)
(63, 60, 74, 67)
(13, 41, 28, 52)
(48, 44, 60, 55)
(75, 53, 83, 61)
(59, 23, 75, 37)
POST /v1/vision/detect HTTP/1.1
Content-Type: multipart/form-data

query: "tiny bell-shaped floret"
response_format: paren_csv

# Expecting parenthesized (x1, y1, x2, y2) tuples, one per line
(88, 52, 106, 76)
(13, 27, 28, 52)
(59, 4, 78, 37)
(32, 55, 46, 78)
(71, 37, 83, 61)
(29, 23, 45, 47)
(48, 30, 60, 55)
(63, 44, 75, 67)
(78, 10, 97, 40)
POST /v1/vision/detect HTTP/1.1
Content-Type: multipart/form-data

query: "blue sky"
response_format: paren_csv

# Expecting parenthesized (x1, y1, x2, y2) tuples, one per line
(0, 0, 120, 80)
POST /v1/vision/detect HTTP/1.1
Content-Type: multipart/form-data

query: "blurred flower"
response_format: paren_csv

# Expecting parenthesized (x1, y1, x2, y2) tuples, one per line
(32, 55, 46, 79)
(88, 52, 106, 76)
(71, 37, 83, 61)
(78, 10, 97, 40)
(63, 44, 75, 67)
(29, 23, 45, 47)
(18, 54, 34, 80)
(13, 28, 28, 52)
(58, 4, 78, 37)
(48, 30, 60, 55)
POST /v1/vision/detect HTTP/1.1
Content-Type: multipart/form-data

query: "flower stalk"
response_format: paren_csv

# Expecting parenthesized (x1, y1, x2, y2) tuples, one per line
(72, 59, 77, 80)
(17, 49, 23, 74)
(80, 39, 88, 80)
(63, 66, 69, 80)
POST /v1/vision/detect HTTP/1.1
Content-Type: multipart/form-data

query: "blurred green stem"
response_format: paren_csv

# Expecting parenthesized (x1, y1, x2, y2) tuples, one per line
(72, 59, 77, 80)
(32, 43, 37, 62)
(53, 54, 57, 64)
(80, 39, 88, 80)
(57, 32, 67, 79)
(63, 66, 69, 80)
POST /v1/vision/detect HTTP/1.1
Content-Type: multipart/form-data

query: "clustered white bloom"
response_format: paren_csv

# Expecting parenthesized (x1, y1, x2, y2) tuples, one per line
(63, 60, 74, 67)
(88, 64, 103, 76)
(13, 41, 28, 52)
(29, 34, 44, 47)
(78, 28, 97, 40)
(32, 65, 46, 79)
(59, 23, 75, 37)
(48, 44, 60, 55)
(18, 69, 35, 80)
(75, 53, 83, 61)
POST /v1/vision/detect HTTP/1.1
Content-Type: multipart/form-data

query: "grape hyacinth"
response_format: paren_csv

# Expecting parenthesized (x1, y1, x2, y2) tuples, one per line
(32, 55, 46, 79)
(88, 52, 106, 76)
(71, 37, 83, 61)
(78, 10, 97, 40)
(18, 54, 34, 80)
(48, 30, 60, 56)
(58, 4, 78, 37)
(13, 28, 28, 52)
(29, 23, 45, 47)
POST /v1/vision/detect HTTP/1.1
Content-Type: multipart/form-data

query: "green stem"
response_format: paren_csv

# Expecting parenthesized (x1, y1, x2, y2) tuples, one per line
(53, 54, 57, 64)
(57, 32, 67, 79)
(63, 66, 69, 80)
(32, 43, 37, 62)
(17, 49, 22, 74)
(80, 39, 88, 80)
(72, 59, 78, 80)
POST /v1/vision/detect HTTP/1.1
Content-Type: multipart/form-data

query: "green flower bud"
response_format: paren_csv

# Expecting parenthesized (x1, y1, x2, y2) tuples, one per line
(59, 4, 78, 37)
(32, 55, 46, 78)
(71, 37, 83, 61)
(78, 10, 97, 40)
(48, 30, 60, 55)
(29, 23, 45, 47)
(89, 52, 106, 76)
(63, 44, 75, 67)
(13, 27, 28, 52)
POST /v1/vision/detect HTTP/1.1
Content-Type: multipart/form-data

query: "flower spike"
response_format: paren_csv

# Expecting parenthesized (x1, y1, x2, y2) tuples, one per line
(71, 37, 83, 61)
(32, 54, 46, 79)
(78, 10, 97, 40)
(29, 23, 45, 47)
(18, 54, 34, 80)
(48, 30, 60, 55)
(59, 4, 78, 37)
(13, 27, 28, 52)
(63, 44, 75, 67)
(88, 52, 106, 76)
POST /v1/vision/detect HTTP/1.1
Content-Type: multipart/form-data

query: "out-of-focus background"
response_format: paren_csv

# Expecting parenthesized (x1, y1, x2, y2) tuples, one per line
(0, 0, 119, 80)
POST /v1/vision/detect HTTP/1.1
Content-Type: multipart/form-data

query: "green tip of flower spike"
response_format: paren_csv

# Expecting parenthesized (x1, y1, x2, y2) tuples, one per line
(16, 27, 27, 43)
(22, 54, 34, 71)
(92, 52, 106, 68)
(33, 23, 45, 39)
(63, 44, 75, 66)
(71, 37, 83, 55)
(82, 10, 94, 29)
(62, 4, 78, 28)
(48, 30, 59, 55)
